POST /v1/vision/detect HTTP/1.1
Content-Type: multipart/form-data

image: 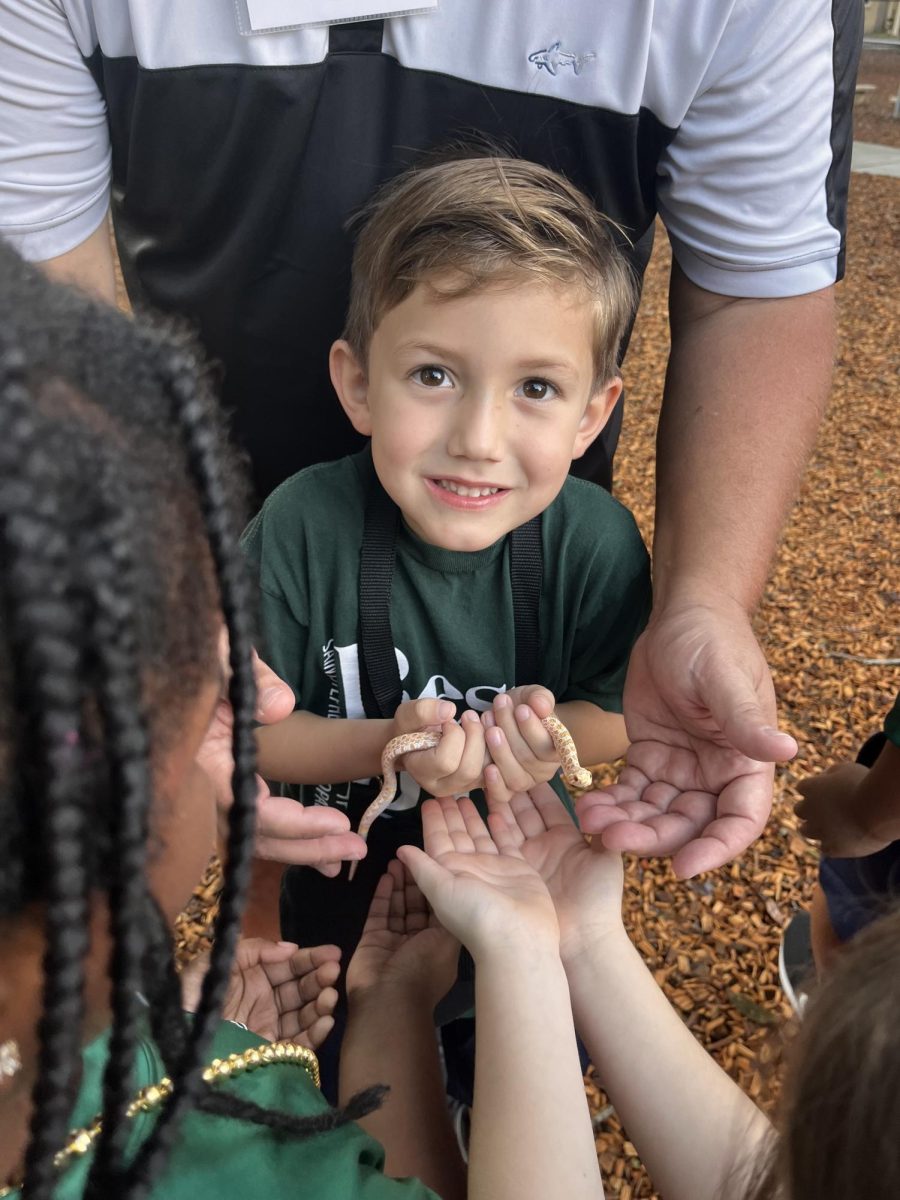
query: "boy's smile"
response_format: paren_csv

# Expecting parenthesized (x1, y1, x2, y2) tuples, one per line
(332, 274, 620, 552)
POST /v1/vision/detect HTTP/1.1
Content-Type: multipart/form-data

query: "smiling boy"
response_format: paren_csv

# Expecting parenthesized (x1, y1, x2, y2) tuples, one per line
(242, 156, 651, 1090)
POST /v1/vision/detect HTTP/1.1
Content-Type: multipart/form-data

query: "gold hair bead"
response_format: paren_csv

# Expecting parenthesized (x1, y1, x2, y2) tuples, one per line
(0, 1040, 319, 1198)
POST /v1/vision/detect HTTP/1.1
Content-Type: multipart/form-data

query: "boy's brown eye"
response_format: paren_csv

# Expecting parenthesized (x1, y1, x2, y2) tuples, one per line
(522, 379, 550, 400)
(417, 366, 447, 387)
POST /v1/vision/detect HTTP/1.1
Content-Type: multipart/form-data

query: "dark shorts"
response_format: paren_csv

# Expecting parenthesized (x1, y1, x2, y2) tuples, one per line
(819, 733, 900, 943)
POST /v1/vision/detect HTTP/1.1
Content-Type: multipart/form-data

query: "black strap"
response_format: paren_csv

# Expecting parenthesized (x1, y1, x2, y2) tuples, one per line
(509, 516, 542, 687)
(357, 456, 543, 720)
(328, 18, 385, 54)
(358, 471, 402, 720)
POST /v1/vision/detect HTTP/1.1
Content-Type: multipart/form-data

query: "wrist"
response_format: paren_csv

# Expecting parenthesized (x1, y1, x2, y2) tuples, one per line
(647, 578, 755, 620)
(470, 930, 561, 972)
(348, 974, 438, 1013)
(559, 920, 629, 971)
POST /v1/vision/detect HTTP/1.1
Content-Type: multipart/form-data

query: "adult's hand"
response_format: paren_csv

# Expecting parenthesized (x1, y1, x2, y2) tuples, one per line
(198, 640, 366, 870)
(577, 597, 797, 877)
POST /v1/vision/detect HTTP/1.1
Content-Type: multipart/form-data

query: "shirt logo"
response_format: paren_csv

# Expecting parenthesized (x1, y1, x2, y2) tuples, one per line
(528, 40, 595, 77)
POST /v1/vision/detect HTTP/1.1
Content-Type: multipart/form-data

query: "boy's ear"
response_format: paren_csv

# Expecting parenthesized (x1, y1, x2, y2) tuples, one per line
(330, 339, 372, 436)
(572, 376, 623, 460)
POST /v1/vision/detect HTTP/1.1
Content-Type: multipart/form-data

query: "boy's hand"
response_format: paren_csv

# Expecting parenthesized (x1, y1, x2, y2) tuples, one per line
(484, 773, 625, 962)
(482, 687, 561, 791)
(346, 860, 460, 1006)
(397, 795, 559, 961)
(181, 938, 341, 1048)
(390, 697, 456, 738)
(795, 763, 890, 858)
(399, 709, 489, 797)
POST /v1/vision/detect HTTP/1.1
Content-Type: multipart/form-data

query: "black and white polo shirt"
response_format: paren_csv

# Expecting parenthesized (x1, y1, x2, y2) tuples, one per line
(0, 0, 861, 494)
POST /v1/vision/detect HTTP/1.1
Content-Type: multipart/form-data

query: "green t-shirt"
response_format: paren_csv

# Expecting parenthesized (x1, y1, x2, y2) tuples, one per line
(885, 692, 900, 747)
(17, 1021, 436, 1200)
(243, 450, 651, 820)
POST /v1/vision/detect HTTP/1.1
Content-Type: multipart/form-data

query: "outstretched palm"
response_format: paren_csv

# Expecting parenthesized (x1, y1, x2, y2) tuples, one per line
(346, 860, 459, 1004)
(398, 796, 559, 958)
(578, 601, 797, 877)
(485, 782, 624, 956)
(181, 938, 341, 1047)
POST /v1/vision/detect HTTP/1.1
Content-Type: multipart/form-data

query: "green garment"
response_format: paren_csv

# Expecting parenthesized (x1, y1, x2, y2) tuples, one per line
(243, 449, 651, 819)
(885, 693, 900, 748)
(11, 1021, 436, 1200)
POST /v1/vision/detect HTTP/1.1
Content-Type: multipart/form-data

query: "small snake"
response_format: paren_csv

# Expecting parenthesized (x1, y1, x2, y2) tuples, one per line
(348, 713, 592, 880)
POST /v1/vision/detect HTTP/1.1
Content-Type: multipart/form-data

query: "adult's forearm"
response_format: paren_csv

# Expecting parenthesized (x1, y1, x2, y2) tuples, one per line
(564, 930, 770, 1200)
(256, 711, 392, 784)
(341, 985, 465, 1200)
(654, 266, 835, 611)
(39, 216, 117, 305)
(469, 947, 603, 1200)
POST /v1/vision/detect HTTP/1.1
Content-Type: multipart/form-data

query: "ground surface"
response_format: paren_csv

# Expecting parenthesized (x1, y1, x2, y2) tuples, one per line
(176, 168, 899, 1196)
(855, 45, 900, 147)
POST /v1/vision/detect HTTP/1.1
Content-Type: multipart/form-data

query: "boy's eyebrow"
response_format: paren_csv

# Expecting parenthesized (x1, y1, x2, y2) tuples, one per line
(513, 358, 581, 377)
(394, 340, 460, 360)
(396, 342, 582, 378)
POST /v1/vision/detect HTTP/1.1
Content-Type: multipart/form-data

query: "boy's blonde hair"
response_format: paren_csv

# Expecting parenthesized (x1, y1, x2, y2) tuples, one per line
(343, 156, 637, 387)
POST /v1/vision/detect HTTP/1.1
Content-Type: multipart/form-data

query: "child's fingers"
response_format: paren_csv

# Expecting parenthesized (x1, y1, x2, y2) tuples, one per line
(282, 988, 340, 1041)
(402, 869, 431, 933)
(492, 693, 555, 764)
(485, 723, 544, 792)
(513, 703, 558, 760)
(396, 843, 451, 906)
(387, 859, 407, 932)
(523, 781, 577, 830)
(419, 797, 456, 859)
(436, 795, 477, 854)
(441, 710, 486, 791)
(360, 871, 395, 935)
(487, 809, 522, 854)
(483, 762, 515, 808)
(297, 1013, 336, 1051)
(457, 796, 498, 856)
(395, 696, 456, 734)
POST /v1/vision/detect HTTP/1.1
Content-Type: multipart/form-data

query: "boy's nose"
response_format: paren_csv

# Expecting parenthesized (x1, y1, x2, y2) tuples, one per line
(447, 391, 506, 463)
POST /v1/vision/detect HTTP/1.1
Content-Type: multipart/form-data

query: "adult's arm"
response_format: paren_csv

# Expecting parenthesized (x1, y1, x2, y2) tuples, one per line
(580, 272, 833, 875)
(579, 0, 860, 874)
(0, 0, 113, 291)
(40, 217, 117, 304)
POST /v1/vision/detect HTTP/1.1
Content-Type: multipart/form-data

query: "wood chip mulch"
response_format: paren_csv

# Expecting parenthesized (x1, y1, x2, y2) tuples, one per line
(855, 46, 900, 148)
(175, 169, 898, 1197)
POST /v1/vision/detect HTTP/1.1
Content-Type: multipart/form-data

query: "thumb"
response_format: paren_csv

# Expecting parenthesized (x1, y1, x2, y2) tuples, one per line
(702, 670, 797, 764)
(396, 844, 448, 905)
(396, 697, 456, 732)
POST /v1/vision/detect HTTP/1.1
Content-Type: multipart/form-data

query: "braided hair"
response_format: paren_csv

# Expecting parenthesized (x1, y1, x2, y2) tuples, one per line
(0, 244, 383, 1199)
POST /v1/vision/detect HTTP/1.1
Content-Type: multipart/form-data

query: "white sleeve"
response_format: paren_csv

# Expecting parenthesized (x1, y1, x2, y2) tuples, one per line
(0, 0, 111, 261)
(657, 0, 855, 298)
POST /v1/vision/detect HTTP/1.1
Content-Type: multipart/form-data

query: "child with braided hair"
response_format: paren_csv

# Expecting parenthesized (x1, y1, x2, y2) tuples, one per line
(0, 242, 614, 1200)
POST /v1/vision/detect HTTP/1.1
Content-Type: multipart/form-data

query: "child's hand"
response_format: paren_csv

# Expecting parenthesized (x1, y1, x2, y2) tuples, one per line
(397, 795, 559, 962)
(346, 859, 460, 1007)
(181, 938, 341, 1048)
(795, 763, 890, 858)
(484, 773, 625, 962)
(399, 709, 489, 797)
(481, 686, 561, 791)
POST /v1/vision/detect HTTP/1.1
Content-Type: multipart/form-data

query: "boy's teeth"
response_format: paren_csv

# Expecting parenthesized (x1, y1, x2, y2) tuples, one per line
(437, 479, 500, 498)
